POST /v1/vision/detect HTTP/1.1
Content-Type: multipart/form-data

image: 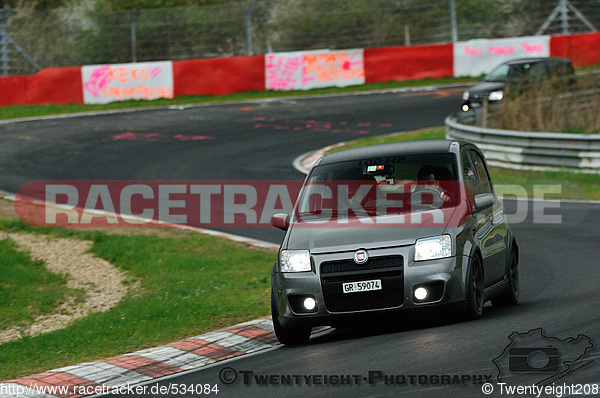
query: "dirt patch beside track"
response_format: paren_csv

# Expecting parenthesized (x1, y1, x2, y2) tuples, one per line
(0, 198, 136, 343)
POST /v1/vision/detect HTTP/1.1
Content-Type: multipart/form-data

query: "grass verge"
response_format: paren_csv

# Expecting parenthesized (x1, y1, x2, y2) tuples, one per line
(325, 127, 600, 201)
(0, 239, 78, 330)
(0, 214, 276, 380)
(0, 76, 476, 121)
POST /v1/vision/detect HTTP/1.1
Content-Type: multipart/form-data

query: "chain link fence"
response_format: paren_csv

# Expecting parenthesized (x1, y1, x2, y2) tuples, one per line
(1, 0, 599, 76)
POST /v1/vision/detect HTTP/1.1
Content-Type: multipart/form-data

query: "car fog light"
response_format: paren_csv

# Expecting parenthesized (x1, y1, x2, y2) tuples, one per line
(303, 297, 316, 310)
(414, 287, 428, 301)
(462, 104, 469, 112)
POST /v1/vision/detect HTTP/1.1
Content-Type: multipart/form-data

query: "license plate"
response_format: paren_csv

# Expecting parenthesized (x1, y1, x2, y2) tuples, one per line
(343, 279, 382, 293)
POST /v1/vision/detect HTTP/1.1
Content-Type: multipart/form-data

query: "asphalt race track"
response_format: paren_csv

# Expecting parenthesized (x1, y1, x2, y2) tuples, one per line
(1, 86, 599, 397)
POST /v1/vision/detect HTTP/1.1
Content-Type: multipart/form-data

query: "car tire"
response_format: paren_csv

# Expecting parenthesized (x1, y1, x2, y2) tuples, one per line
(464, 255, 484, 320)
(491, 250, 519, 307)
(271, 290, 311, 345)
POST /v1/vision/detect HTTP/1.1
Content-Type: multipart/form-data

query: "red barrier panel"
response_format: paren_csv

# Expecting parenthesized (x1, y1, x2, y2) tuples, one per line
(28, 67, 83, 105)
(173, 55, 265, 97)
(550, 32, 600, 67)
(364, 44, 454, 83)
(0, 67, 83, 106)
(0, 75, 29, 106)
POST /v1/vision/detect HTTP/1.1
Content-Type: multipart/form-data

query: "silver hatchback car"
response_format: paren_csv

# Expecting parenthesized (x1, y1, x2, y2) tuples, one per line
(270, 140, 519, 345)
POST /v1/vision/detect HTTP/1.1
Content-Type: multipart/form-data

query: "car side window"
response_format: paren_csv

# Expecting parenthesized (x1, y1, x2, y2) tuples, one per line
(462, 151, 480, 204)
(469, 150, 493, 194)
(529, 62, 549, 80)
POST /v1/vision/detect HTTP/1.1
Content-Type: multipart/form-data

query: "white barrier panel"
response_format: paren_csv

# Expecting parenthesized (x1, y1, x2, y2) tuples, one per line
(453, 36, 550, 77)
(266, 49, 365, 91)
(82, 61, 174, 104)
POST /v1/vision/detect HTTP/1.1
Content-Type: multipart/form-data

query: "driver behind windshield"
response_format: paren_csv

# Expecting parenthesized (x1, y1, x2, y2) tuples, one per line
(414, 165, 451, 203)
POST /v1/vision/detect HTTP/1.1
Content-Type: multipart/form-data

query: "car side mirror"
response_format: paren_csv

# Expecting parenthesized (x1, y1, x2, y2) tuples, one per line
(474, 193, 494, 212)
(271, 213, 290, 230)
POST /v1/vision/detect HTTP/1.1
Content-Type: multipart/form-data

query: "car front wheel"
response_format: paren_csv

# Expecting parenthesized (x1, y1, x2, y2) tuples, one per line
(271, 290, 311, 345)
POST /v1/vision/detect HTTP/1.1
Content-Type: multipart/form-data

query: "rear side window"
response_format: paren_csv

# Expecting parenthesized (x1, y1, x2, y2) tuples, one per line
(469, 150, 493, 194)
(529, 62, 550, 80)
(462, 151, 480, 205)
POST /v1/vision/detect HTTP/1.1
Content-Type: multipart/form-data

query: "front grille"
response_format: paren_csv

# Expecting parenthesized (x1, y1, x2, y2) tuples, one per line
(321, 256, 401, 274)
(320, 255, 403, 313)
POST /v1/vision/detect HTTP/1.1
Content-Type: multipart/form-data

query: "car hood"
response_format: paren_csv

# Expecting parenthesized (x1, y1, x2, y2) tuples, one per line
(467, 81, 505, 95)
(285, 207, 459, 254)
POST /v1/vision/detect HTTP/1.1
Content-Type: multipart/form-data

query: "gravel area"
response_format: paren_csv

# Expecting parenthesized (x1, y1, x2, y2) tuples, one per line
(0, 231, 135, 344)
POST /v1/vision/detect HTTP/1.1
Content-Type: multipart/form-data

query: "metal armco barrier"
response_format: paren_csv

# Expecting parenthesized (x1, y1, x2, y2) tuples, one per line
(445, 114, 600, 173)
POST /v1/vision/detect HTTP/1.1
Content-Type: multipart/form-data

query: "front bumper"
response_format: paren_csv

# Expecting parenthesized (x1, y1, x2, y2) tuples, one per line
(272, 246, 470, 328)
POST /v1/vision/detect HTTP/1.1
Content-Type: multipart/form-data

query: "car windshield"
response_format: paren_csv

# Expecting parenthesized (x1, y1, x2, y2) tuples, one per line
(297, 153, 460, 220)
(484, 62, 535, 83)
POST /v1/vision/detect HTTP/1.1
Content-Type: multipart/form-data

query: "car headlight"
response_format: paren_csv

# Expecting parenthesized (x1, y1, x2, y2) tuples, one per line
(414, 235, 452, 262)
(488, 90, 504, 101)
(280, 250, 311, 272)
(462, 91, 470, 101)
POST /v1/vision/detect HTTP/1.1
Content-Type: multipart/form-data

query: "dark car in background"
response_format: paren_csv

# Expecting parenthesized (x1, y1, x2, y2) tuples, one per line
(270, 140, 519, 345)
(461, 57, 575, 112)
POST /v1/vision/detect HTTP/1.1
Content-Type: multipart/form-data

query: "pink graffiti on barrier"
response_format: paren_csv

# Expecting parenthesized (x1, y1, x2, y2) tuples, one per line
(488, 46, 515, 55)
(266, 50, 364, 91)
(463, 45, 483, 56)
(84, 64, 171, 101)
(113, 132, 214, 142)
(150, 67, 162, 79)
(83, 65, 111, 98)
(464, 42, 546, 57)
(521, 43, 544, 53)
(266, 54, 302, 90)
(102, 85, 173, 100)
(112, 66, 162, 83)
(302, 51, 364, 85)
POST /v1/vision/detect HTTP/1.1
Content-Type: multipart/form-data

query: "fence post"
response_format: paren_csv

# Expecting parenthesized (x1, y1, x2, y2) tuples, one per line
(481, 97, 488, 128)
(1, 5, 9, 77)
(561, 0, 570, 34)
(130, 9, 138, 63)
(245, 0, 255, 56)
(450, 0, 458, 43)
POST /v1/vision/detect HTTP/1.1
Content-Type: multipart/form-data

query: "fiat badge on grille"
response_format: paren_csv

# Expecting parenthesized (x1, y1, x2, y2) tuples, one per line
(354, 249, 368, 264)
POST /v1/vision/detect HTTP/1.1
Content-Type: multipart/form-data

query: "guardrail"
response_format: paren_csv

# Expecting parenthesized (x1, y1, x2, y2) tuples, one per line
(445, 114, 600, 173)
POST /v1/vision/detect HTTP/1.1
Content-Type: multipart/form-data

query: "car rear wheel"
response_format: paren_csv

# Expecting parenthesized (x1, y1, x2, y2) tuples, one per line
(491, 250, 519, 306)
(271, 290, 311, 345)
(464, 255, 484, 320)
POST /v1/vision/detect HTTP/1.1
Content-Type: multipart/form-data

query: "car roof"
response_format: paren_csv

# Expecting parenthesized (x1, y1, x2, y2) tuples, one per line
(501, 57, 571, 65)
(317, 140, 460, 166)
